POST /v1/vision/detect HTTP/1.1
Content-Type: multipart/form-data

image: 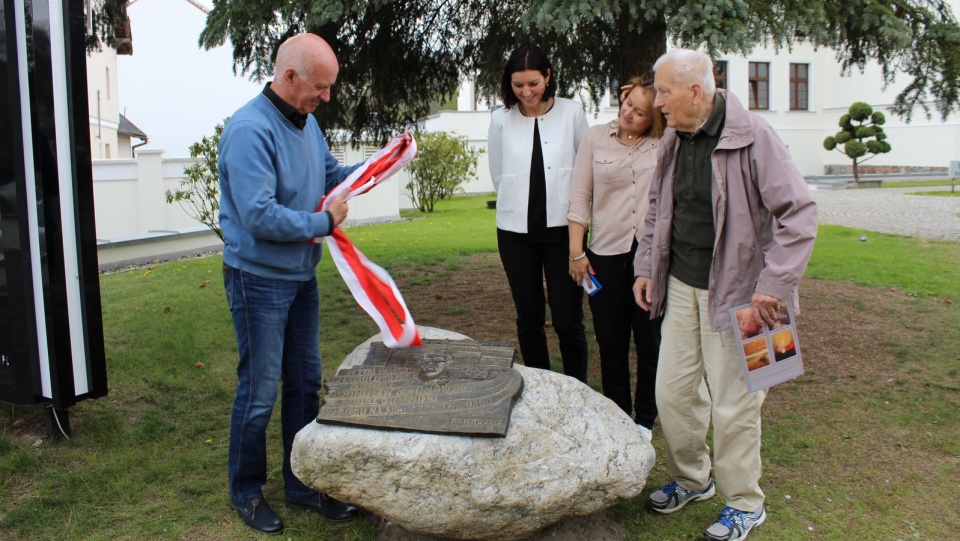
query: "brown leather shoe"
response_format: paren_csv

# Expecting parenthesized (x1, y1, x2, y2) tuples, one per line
(230, 497, 284, 535)
(286, 492, 357, 522)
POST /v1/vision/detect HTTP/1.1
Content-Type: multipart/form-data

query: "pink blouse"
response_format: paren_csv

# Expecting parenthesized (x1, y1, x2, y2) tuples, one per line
(567, 120, 659, 256)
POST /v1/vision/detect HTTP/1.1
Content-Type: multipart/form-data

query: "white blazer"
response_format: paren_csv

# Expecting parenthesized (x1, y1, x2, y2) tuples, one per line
(487, 97, 589, 233)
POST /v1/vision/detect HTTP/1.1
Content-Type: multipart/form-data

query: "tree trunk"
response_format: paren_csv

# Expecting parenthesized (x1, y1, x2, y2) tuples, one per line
(852, 159, 860, 188)
(615, 15, 667, 98)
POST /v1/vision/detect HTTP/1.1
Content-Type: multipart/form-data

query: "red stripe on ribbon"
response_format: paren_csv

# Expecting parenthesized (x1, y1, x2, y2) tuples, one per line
(314, 134, 422, 348)
(332, 230, 408, 340)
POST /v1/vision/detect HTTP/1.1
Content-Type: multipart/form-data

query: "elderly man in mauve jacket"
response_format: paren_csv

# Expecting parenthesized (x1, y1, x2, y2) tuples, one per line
(633, 48, 818, 541)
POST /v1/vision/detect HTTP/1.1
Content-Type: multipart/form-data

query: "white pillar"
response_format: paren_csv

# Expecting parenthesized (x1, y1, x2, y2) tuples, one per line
(135, 148, 166, 233)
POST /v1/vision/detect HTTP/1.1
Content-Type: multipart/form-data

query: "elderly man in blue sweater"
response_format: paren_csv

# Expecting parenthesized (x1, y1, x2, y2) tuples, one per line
(218, 33, 360, 535)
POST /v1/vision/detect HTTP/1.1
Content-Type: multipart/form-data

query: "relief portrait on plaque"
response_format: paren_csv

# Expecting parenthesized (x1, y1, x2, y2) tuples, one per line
(316, 339, 524, 437)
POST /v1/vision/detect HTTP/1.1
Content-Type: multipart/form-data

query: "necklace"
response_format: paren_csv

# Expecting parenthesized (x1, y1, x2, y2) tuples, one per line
(616, 129, 643, 145)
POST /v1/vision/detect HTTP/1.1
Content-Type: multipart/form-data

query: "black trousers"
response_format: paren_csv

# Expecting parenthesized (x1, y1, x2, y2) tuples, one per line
(587, 247, 662, 428)
(497, 229, 588, 382)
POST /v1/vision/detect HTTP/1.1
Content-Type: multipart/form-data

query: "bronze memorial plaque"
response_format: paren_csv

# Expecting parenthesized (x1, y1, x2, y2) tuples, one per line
(316, 339, 524, 436)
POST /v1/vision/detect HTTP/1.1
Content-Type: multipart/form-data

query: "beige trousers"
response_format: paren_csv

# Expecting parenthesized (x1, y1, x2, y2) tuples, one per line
(656, 276, 766, 512)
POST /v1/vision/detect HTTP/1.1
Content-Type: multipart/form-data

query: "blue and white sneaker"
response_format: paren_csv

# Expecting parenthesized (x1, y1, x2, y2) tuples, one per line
(704, 505, 766, 541)
(647, 478, 716, 514)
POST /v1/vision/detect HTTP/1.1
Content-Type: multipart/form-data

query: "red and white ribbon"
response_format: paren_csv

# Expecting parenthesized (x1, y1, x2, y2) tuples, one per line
(314, 133, 422, 348)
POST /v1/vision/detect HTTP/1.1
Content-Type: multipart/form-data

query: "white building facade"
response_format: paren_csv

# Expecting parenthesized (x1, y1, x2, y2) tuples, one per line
(431, 9, 960, 189)
(86, 1, 959, 266)
(85, 45, 122, 159)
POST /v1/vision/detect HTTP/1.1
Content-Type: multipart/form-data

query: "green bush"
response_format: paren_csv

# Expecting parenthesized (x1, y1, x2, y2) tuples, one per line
(405, 132, 483, 213)
(165, 121, 226, 240)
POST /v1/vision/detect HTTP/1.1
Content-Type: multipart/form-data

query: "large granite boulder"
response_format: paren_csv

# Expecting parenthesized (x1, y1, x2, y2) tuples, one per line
(291, 330, 654, 540)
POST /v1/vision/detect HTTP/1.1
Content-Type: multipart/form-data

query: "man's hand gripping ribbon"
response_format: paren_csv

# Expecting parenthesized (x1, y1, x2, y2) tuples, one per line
(314, 133, 422, 348)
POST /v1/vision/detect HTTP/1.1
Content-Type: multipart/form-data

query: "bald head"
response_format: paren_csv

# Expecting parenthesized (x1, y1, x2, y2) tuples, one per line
(274, 33, 337, 80)
(272, 34, 340, 114)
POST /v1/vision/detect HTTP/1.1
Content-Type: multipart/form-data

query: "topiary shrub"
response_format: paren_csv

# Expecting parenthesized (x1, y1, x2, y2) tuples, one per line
(823, 102, 892, 188)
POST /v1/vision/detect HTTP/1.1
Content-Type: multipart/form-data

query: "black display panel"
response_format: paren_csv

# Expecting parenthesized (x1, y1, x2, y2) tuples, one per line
(0, 0, 106, 409)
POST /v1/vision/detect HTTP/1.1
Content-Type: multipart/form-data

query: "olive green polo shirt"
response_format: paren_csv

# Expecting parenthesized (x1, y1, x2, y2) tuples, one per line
(669, 94, 726, 290)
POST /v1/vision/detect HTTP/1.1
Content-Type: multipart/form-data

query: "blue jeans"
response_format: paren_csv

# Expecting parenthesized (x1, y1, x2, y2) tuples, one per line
(224, 264, 322, 502)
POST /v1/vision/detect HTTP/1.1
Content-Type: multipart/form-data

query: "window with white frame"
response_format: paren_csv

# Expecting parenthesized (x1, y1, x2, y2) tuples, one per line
(789, 63, 809, 111)
(606, 79, 620, 108)
(748, 62, 769, 110)
(714, 61, 728, 90)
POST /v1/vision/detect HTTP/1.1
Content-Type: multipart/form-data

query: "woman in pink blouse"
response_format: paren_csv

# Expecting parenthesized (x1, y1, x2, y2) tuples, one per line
(567, 77, 666, 441)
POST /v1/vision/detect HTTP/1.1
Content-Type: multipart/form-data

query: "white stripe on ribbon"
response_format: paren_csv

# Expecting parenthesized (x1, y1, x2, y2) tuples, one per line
(315, 134, 422, 348)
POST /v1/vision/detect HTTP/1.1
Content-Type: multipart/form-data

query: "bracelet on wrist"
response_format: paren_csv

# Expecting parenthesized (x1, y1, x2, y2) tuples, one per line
(569, 252, 587, 261)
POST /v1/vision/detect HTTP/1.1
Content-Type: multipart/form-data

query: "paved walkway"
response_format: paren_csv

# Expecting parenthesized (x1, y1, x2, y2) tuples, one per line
(810, 185, 960, 240)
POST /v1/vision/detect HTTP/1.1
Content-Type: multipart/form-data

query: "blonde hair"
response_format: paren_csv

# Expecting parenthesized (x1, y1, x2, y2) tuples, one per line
(624, 75, 666, 139)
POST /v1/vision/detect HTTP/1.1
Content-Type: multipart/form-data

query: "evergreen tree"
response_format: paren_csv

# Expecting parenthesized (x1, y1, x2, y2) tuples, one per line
(94, 1, 960, 143)
(85, 0, 131, 53)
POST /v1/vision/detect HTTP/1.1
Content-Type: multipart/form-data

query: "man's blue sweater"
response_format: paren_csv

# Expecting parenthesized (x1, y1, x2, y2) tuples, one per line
(218, 94, 361, 281)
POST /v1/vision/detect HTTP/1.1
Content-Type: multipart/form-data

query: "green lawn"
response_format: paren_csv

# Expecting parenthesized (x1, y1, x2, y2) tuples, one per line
(805, 225, 960, 299)
(1, 194, 957, 540)
(881, 179, 957, 188)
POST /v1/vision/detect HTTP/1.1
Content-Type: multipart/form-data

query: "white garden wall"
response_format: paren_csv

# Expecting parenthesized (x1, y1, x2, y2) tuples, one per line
(92, 144, 400, 269)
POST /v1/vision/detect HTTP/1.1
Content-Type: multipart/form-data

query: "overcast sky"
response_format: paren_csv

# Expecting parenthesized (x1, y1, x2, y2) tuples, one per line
(117, 0, 263, 158)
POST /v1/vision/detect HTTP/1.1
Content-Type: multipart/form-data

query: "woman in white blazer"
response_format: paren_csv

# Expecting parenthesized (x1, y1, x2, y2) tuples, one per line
(487, 44, 590, 382)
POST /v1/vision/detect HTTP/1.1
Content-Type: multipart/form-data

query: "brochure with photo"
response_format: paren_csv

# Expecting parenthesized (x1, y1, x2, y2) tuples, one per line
(729, 302, 804, 392)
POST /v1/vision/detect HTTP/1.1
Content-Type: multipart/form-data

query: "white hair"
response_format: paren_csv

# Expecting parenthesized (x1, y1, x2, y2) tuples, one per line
(653, 49, 716, 96)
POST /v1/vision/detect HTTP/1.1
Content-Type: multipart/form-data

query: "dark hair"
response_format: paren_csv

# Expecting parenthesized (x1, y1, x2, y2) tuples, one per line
(497, 44, 558, 109)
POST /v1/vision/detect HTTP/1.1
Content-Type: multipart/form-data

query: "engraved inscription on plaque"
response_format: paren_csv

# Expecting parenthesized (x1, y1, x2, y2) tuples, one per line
(316, 339, 524, 437)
